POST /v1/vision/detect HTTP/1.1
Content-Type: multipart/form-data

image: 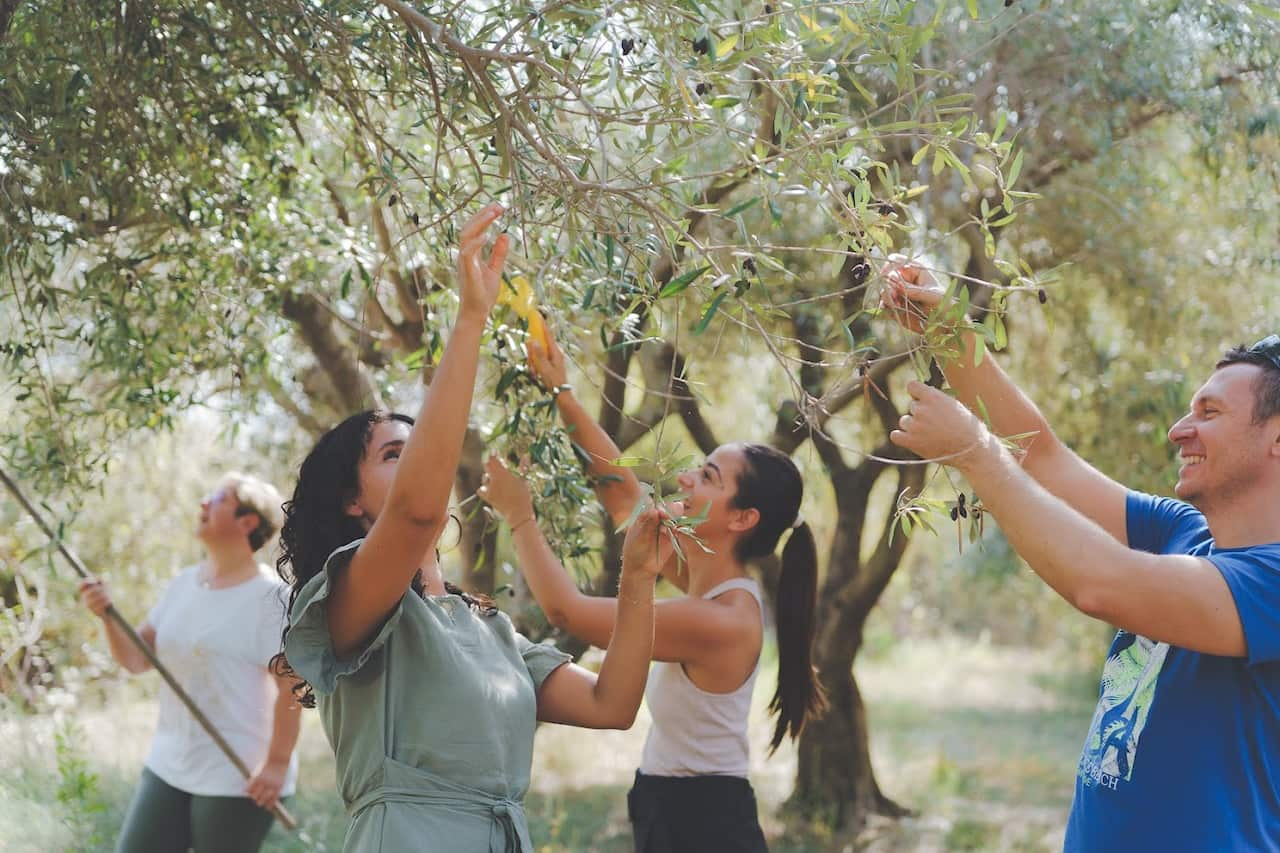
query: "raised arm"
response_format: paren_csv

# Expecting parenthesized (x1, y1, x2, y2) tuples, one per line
(522, 506, 662, 728)
(882, 260, 1129, 543)
(527, 335, 644, 528)
(479, 457, 756, 664)
(327, 205, 509, 658)
(892, 382, 1245, 657)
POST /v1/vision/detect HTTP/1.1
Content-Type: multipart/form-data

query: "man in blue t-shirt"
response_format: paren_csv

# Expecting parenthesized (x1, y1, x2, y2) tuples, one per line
(882, 260, 1280, 851)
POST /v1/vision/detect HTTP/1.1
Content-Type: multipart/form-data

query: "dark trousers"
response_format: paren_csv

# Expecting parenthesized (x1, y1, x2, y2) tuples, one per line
(115, 767, 279, 853)
(628, 770, 768, 853)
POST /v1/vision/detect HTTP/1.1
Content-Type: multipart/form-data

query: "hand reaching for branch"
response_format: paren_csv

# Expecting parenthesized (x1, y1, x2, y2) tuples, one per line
(889, 381, 991, 467)
(621, 505, 675, 580)
(526, 331, 568, 391)
(879, 254, 947, 335)
(478, 455, 534, 526)
(457, 203, 510, 319)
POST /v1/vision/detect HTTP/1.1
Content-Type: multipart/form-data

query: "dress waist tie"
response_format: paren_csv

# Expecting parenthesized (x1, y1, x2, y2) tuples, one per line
(348, 761, 527, 853)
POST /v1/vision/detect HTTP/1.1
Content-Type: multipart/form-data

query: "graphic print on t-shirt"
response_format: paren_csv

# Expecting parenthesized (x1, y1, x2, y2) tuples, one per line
(1078, 632, 1168, 790)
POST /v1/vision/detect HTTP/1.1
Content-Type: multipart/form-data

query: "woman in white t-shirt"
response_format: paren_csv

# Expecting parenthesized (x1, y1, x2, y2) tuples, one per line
(78, 472, 300, 853)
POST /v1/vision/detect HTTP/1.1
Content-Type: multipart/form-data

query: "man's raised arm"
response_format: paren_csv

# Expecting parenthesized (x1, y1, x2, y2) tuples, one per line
(882, 260, 1129, 543)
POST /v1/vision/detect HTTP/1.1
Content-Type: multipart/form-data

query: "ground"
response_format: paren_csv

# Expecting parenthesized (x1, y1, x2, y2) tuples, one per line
(1, 637, 1096, 852)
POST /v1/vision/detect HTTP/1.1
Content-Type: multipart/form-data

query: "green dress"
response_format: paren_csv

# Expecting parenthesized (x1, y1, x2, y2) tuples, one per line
(285, 540, 571, 852)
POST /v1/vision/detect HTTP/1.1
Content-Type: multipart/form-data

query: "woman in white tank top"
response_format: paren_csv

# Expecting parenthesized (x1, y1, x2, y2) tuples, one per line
(479, 332, 829, 853)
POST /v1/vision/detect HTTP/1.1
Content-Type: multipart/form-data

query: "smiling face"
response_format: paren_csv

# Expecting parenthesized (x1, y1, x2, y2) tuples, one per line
(344, 418, 412, 529)
(673, 443, 760, 542)
(1168, 363, 1280, 512)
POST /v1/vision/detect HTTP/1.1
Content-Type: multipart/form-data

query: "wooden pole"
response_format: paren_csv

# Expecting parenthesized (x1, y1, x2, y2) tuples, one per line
(0, 466, 298, 832)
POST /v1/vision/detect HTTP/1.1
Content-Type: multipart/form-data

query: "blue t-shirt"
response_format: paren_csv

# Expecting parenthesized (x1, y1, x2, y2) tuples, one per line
(1064, 491, 1280, 852)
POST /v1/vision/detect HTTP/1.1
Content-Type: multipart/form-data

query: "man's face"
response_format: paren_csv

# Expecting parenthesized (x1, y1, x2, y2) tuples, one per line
(1168, 363, 1277, 511)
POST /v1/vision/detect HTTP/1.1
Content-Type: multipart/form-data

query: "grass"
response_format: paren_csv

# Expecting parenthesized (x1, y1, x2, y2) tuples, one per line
(0, 637, 1096, 852)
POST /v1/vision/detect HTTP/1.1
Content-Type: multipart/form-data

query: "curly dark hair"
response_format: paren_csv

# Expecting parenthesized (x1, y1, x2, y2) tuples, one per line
(269, 410, 495, 708)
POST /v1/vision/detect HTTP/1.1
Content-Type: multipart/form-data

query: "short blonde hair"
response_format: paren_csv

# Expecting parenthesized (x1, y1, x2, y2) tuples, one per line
(217, 471, 285, 552)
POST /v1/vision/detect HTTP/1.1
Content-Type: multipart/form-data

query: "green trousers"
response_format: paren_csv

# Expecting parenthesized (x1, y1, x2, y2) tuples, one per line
(115, 767, 280, 853)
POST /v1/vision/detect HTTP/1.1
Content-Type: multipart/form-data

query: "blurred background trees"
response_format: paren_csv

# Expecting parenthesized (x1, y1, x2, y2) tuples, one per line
(3, 0, 1277, 838)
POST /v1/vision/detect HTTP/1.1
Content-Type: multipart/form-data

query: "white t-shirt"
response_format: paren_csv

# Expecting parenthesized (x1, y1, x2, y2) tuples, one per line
(144, 564, 299, 798)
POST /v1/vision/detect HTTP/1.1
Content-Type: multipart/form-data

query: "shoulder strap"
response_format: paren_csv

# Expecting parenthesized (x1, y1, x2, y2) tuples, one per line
(701, 577, 763, 608)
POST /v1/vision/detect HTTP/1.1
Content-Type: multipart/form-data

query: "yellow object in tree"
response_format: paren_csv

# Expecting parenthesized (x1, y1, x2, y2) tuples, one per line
(498, 274, 549, 349)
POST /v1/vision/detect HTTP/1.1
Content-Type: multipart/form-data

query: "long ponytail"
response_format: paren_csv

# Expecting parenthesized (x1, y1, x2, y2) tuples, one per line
(768, 520, 827, 753)
(730, 444, 829, 755)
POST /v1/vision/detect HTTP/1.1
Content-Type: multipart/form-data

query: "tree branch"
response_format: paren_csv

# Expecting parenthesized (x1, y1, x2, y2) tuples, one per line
(370, 201, 425, 332)
(281, 291, 382, 412)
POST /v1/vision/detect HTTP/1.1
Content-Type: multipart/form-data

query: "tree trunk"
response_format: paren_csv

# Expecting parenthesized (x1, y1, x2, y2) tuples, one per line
(785, 428, 922, 831)
(792, 624, 907, 827)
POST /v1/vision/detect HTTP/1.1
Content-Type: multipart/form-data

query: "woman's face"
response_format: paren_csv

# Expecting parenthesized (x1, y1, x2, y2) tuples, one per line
(345, 419, 412, 530)
(673, 443, 758, 539)
(197, 483, 250, 544)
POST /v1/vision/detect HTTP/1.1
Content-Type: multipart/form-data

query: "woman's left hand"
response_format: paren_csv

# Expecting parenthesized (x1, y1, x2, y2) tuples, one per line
(621, 505, 675, 579)
(245, 759, 288, 811)
(478, 455, 534, 525)
(889, 381, 992, 468)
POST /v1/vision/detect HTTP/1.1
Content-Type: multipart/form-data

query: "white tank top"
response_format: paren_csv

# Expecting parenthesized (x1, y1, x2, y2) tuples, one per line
(638, 577, 764, 778)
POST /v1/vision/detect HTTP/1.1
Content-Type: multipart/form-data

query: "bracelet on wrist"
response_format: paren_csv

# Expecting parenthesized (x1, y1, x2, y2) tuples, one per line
(509, 514, 536, 534)
(551, 383, 572, 399)
(617, 573, 656, 607)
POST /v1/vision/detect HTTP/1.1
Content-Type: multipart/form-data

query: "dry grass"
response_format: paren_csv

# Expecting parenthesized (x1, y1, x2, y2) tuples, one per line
(0, 638, 1097, 852)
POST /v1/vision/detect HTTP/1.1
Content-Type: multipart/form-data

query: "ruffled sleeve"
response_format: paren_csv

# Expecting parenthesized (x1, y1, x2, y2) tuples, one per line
(283, 539, 407, 695)
(514, 630, 572, 692)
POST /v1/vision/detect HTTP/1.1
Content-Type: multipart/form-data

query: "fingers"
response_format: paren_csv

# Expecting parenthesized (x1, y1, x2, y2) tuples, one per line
(904, 379, 937, 401)
(487, 232, 510, 273)
(459, 203, 504, 246)
(526, 339, 545, 368)
(79, 578, 111, 615)
(484, 454, 508, 476)
(247, 782, 278, 811)
(889, 429, 914, 451)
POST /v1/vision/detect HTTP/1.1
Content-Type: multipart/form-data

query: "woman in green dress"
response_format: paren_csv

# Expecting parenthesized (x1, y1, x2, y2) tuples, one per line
(272, 205, 666, 852)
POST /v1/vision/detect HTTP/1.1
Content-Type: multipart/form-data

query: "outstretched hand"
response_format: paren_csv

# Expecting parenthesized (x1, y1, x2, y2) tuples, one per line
(888, 381, 991, 468)
(478, 455, 534, 524)
(526, 331, 568, 391)
(621, 505, 675, 579)
(457, 203, 510, 319)
(879, 254, 947, 335)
